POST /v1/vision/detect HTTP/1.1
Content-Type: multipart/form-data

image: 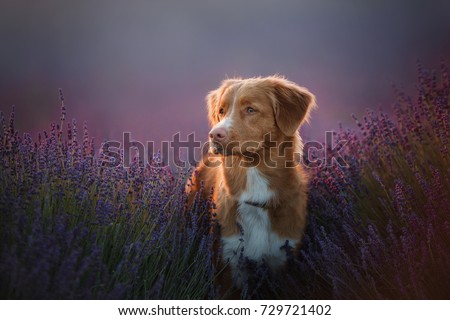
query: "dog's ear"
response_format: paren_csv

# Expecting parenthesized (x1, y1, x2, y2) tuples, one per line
(206, 79, 241, 126)
(206, 89, 220, 126)
(269, 77, 316, 137)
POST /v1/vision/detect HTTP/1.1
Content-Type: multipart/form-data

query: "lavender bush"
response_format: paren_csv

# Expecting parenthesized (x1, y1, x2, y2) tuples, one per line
(1, 64, 449, 299)
(288, 62, 450, 299)
(0, 91, 215, 299)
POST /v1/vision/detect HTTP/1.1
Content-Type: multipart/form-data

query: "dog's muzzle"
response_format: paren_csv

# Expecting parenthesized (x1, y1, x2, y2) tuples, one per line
(209, 141, 224, 155)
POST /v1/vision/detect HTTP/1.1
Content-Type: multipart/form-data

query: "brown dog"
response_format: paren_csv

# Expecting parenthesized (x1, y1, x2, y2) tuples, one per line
(187, 76, 316, 291)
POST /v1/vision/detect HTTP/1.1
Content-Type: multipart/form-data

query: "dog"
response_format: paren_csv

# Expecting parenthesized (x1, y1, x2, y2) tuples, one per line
(187, 75, 316, 293)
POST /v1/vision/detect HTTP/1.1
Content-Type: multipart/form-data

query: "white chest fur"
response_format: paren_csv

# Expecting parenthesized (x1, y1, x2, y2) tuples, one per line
(222, 167, 298, 284)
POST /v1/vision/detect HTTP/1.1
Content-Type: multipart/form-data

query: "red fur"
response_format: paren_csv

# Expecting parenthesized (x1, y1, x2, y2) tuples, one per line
(186, 76, 316, 297)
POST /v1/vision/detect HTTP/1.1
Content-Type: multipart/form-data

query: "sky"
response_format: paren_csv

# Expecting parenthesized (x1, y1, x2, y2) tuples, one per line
(1, 0, 450, 147)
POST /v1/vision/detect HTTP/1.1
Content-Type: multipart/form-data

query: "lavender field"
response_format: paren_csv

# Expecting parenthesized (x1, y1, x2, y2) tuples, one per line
(1, 64, 449, 299)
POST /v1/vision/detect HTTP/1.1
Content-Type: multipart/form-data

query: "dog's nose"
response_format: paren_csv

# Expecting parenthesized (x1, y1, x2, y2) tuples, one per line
(209, 127, 228, 142)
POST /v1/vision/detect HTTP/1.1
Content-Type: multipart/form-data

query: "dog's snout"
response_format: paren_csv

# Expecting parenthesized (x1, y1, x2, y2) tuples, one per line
(209, 127, 228, 142)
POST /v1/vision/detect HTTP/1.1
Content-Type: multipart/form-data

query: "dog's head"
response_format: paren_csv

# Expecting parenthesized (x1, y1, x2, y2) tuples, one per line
(206, 76, 316, 156)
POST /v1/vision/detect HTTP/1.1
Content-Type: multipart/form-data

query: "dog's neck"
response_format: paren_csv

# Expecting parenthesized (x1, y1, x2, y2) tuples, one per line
(219, 134, 303, 205)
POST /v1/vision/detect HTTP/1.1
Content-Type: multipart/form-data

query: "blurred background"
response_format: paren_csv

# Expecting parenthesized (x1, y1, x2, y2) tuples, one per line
(1, 0, 450, 146)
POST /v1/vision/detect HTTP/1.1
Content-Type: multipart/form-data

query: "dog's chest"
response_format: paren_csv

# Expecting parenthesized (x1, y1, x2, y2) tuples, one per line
(222, 167, 297, 270)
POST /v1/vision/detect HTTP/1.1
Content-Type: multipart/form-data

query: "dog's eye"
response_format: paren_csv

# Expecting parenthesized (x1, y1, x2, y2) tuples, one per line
(246, 107, 255, 114)
(219, 108, 225, 115)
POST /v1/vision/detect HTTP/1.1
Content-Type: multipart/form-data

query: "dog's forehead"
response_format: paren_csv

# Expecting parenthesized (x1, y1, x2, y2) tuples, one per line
(219, 84, 240, 104)
(220, 79, 271, 105)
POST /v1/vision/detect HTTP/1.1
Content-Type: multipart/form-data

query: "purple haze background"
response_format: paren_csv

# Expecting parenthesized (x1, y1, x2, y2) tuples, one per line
(1, 0, 450, 145)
